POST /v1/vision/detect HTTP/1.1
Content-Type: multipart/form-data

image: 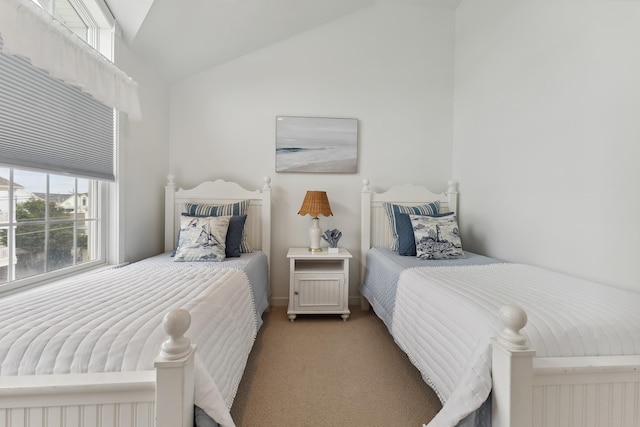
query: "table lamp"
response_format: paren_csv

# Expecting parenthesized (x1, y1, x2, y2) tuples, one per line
(298, 191, 333, 252)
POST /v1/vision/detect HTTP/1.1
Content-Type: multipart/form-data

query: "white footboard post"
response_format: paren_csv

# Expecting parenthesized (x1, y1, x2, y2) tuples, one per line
(491, 304, 535, 427)
(155, 309, 196, 427)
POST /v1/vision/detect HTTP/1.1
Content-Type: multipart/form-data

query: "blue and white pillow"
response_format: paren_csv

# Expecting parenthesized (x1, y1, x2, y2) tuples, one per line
(409, 214, 464, 260)
(174, 216, 231, 262)
(184, 200, 252, 253)
(383, 201, 440, 251)
(395, 211, 454, 256)
(178, 214, 247, 258)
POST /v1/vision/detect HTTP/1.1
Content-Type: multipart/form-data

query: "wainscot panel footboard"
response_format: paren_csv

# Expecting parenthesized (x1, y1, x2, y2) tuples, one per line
(492, 304, 640, 427)
(0, 309, 195, 427)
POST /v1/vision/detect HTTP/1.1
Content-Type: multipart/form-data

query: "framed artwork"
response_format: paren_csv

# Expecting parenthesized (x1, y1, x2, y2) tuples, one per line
(275, 116, 358, 173)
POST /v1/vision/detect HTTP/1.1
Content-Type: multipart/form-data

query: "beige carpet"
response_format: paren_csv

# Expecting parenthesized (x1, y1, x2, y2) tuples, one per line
(230, 306, 442, 427)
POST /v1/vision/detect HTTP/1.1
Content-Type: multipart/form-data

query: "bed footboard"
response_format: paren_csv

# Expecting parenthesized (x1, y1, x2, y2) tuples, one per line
(0, 372, 156, 427)
(491, 305, 640, 427)
(0, 309, 196, 427)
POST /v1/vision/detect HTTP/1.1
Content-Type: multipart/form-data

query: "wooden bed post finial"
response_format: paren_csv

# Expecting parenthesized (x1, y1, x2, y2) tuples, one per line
(160, 309, 192, 360)
(362, 179, 371, 193)
(263, 176, 272, 191)
(497, 304, 529, 351)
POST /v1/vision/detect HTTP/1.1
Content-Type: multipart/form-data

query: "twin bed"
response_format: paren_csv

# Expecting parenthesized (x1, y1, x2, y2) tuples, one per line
(359, 179, 640, 427)
(0, 176, 272, 427)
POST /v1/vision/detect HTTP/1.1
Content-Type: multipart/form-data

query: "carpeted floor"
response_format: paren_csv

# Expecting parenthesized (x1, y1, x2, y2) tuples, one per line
(230, 306, 442, 426)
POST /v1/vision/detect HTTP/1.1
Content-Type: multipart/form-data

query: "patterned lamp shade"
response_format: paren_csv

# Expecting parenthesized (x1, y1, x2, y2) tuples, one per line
(298, 191, 333, 219)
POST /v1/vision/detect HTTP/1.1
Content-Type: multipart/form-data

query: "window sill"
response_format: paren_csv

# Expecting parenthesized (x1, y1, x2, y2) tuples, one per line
(0, 261, 115, 297)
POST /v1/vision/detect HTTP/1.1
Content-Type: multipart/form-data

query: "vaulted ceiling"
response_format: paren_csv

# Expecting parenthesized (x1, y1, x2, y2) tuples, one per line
(104, 0, 376, 83)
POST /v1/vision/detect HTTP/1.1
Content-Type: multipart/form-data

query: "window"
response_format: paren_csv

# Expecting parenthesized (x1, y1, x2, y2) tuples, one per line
(30, 0, 115, 59)
(33, 0, 89, 42)
(0, 0, 115, 291)
(0, 167, 102, 286)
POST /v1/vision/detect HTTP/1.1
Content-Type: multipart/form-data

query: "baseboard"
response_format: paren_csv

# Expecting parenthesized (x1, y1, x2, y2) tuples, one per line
(269, 296, 362, 308)
(269, 297, 289, 307)
(348, 296, 361, 306)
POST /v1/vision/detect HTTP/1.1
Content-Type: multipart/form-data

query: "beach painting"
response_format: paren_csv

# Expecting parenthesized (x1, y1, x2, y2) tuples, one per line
(276, 116, 358, 173)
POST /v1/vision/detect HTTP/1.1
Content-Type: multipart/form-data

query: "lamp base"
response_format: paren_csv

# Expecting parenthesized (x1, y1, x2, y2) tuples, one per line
(308, 217, 322, 252)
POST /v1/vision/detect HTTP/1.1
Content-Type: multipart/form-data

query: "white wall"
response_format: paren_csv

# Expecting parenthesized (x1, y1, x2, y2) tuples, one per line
(170, 1, 456, 305)
(454, 0, 640, 292)
(115, 36, 171, 263)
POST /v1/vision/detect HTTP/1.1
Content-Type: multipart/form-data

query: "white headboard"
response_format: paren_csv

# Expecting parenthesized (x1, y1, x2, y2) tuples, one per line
(165, 175, 272, 266)
(360, 179, 458, 277)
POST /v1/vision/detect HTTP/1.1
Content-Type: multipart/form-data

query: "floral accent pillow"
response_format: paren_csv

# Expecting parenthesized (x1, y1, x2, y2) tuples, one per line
(409, 214, 464, 260)
(173, 216, 231, 262)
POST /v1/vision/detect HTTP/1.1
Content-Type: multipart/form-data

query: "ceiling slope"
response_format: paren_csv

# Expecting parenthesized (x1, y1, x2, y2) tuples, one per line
(106, 0, 375, 83)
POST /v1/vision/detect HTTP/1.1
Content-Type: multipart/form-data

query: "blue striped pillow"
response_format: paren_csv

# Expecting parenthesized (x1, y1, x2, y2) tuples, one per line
(184, 200, 252, 253)
(383, 201, 440, 251)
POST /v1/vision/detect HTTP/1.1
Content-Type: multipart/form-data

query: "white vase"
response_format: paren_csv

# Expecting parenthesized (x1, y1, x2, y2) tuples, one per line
(308, 218, 322, 252)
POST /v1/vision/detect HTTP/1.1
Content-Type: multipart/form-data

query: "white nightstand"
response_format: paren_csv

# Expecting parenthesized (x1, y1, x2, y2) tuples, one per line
(287, 247, 352, 322)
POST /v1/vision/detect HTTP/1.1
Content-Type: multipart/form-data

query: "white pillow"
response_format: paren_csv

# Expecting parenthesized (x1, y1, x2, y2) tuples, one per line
(173, 216, 231, 262)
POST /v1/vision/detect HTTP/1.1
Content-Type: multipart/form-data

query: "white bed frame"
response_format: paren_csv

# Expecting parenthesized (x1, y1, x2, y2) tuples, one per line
(0, 176, 272, 427)
(360, 179, 640, 427)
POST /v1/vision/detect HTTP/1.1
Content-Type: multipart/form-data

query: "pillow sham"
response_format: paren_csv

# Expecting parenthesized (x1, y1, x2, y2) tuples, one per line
(395, 211, 454, 256)
(184, 200, 252, 253)
(383, 201, 440, 251)
(177, 214, 246, 258)
(409, 214, 464, 260)
(174, 216, 231, 262)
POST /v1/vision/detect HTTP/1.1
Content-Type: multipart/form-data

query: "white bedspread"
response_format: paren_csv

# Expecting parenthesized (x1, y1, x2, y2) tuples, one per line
(0, 266, 257, 427)
(391, 263, 640, 427)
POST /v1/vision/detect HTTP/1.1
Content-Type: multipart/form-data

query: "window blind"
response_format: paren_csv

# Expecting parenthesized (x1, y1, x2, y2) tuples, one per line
(0, 39, 115, 181)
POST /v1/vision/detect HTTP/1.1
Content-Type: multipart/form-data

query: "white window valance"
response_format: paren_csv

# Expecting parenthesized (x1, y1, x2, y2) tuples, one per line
(0, 0, 142, 121)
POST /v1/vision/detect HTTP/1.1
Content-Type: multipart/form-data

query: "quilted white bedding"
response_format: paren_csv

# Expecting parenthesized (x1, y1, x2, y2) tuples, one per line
(392, 263, 640, 427)
(0, 265, 257, 427)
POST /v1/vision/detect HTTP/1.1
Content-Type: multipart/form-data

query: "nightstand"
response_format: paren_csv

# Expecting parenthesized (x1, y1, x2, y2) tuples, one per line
(286, 247, 352, 322)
